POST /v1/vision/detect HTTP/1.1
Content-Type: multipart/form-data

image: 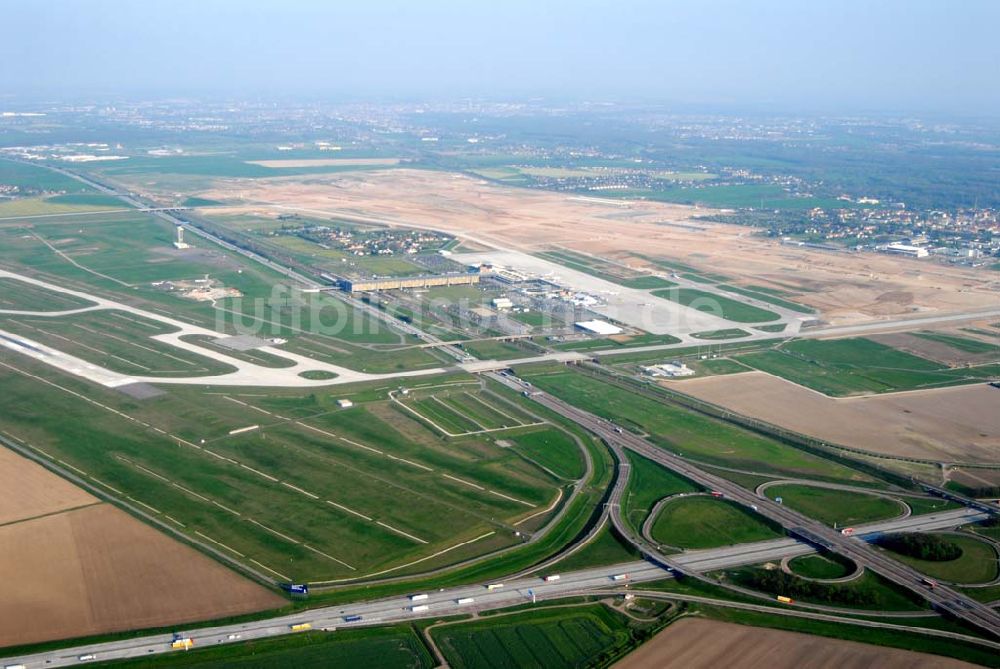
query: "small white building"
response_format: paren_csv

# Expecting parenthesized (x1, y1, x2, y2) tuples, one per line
(642, 361, 695, 378)
(492, 297, 513, 310)
(337, 399, 354, 409)
(574, 319, 623, 336)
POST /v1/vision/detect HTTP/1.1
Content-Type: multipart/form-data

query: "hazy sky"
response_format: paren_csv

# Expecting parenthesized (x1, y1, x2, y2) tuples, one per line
(2, 0, 998, 113)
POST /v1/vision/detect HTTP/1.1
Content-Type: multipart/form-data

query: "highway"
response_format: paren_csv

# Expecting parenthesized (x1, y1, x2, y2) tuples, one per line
(488, 371, 1000, 639)
(2, 502, 989, 669)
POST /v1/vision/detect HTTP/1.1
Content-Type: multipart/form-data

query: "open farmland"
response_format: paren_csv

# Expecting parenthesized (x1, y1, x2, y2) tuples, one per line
(433, 604, 632, 669)
(672, 371, 1000, 462)
(0, 446, 282, 649)
(736, 337, 1000, 396)
(0, 358, 566, 582)
(519, 367, 874, 484)
(614, 618, 979, 669)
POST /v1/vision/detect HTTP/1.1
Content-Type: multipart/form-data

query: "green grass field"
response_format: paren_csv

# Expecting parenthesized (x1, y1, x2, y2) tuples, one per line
(551, 526, 640, 572)
(507, 429, 586, 480)
(622, 451, 700, 532)
(459, 339, 532, 360)
(690, 328, 751, 340)
(0, 278, 97, 311)
(882, 534, 999, 584)
(787, 554, 853, 579)
(650, 496, 783, 549)
(433, 604, 633, 669)
(765, 485, 903, 527)
(89, 625, 433, 668)
(0, 361, 563, 581)
(0, 309, 238, 376)
(520, 368, 870, 483)
(694, 358, 751, 376)
(652, 287, 781, 323)
(717, 284, 816, 314)
(0, 158, 93, 193)
(737, 338, 999, 396)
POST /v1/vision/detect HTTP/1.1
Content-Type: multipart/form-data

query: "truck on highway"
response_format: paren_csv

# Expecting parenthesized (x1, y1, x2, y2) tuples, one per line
(5, 664, 26, 669)
(170, 638, 194, 650)
(840, 527, 855, 536)
(922, 577, 938, 589)
(78, 655, 97, 662)
(776, 596, 793, 604)
(290, 623, 312, 632)
(486, 583, 504, 591)
(611, 573, 629, 581)
(456, 597, 475, 604)
(343, 615, 363, 623)
(710, 491, 724, 498)
(410, 604, 430, 612)
(544, 574, 561, 582)
(409, 593, 429, 601)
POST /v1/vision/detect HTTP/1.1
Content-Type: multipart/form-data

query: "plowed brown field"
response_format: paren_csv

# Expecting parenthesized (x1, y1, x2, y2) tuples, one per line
(614, 618, 977, 669)
(672, 371, 1000, 463)
(0, 449, 284, 648)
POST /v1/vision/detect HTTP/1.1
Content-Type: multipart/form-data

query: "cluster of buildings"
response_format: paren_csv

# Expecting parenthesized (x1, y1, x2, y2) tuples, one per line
(276, 222, 452, 259)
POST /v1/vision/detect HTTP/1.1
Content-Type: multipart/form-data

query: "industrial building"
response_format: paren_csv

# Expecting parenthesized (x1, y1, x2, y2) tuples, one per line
(574, 319, 623, 335)
(642, 361, 695, 378)
(882, 242, 929, 258)
(336, 273, 480, 292)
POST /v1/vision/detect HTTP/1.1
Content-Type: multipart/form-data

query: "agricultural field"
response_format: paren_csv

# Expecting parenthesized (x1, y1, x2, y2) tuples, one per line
(0, 360, 565, 583)
(649, 496, 783, 549)
(0, 446, 282, 648)
(736, 337, 1000, 396)
(911, 331, 999, 355)
(432, 604, 634, 669)
(651, 287, 781, 323)
(518, 367, 873, 484)
(763, 485, 904, 527)
(616, 618, 977, 669)
(90, 625, 434, 668)
(674, 370, 1000, 463)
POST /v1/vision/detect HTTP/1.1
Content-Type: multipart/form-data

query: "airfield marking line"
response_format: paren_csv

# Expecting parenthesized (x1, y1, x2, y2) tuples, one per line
(127, 496, 162, 515)
(487, 489, 535, 507)
(204, 449, 239, 464)
(433, 396, 488, 431)
(129, 460, 170, 482)
(0, 208, 134, 221)
(304, 544, 356, 570)
(28, 231, 135, 288)
(240, 463, 279, 482)
(311, 530, 498, 585)
(249, 559, 290, 581)
(297, 422, 384, 455)
(514, 488, 564, 526)
(107, 311, 162, 330)
(376, 521, 428, 545)
(441, 473, 485, 490)
(171, 483, 212, 503)
(87, 477, 123, 495)
(324, 500, 374, 521)
(247, 518, 299, 544)
(195, 531, 246, 557)
(280, 481, 320, 499)
(164, 515, 186, 528)
(466, 391, 521, 424)
(57, 459, 88, 476)
(212, 500, 242, 516)
(223, 395, 274, 416)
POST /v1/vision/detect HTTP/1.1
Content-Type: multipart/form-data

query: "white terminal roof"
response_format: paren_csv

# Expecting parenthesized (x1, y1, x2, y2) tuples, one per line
(575, 319, 623, 335)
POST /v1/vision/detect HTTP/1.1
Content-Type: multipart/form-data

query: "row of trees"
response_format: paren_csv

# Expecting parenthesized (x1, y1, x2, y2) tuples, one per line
(875, 532, 963, 562)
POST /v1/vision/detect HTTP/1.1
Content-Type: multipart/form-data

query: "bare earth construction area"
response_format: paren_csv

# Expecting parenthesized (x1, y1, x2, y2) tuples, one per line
(614, 618, 978, 669)
(671, 371, 1000, 463)
(0, 448, 284, 648)
(197, 169, 1000, 326)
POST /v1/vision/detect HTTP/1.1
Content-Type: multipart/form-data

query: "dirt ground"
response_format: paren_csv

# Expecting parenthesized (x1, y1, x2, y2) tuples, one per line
(671, 371, 1000, 463)
(614, 618, 978, 669)
(0, 447, 97, 525)
(0, 450, 284, 648)
(246, 158, 401, 168)
(195, 169, 1000, 327)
